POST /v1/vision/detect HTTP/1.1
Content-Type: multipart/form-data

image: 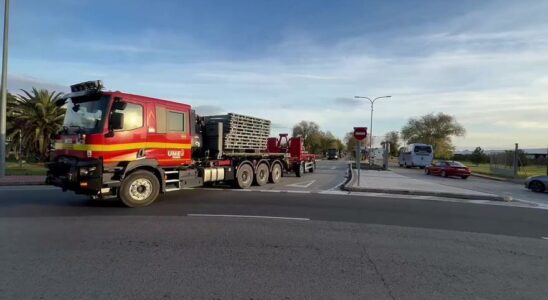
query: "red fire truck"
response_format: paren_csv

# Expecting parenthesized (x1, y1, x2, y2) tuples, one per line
(46, 81, 316, 207)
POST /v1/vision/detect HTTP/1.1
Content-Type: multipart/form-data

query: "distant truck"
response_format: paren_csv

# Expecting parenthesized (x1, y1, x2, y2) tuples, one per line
(327, 148, 339, 160)
(398, 144, 434, 168)
(46, 80, 316, 207)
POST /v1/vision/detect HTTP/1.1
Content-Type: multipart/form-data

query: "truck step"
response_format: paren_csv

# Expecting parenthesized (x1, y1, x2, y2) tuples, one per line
(164, 171, 179, 174)
(165, 187, 180, 192)
(165, 179, 180, 183)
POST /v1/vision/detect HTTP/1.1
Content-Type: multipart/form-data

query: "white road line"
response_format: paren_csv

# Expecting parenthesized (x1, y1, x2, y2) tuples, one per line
(326, 177, 349, 191)
(187, 214, 310, 221)
(541, 237, 548, 240)
(286, 180, 316, 188)
(330, 166, 336, 170)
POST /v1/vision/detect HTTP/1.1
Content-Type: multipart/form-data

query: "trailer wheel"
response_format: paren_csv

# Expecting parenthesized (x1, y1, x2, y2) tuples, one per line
(269, 163, 282, 183)
(235, 164, 253, 189)
(309, 162, 315, 173)
(119, 170, 160, 208)
(295, 163, 304, 177)
(254, 163, 269, 186)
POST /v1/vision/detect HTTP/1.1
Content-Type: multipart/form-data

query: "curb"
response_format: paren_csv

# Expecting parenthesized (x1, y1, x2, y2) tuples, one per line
(0, 181, 46, 186)
(0, 177, 46, 186)
(343, 168, 510, 202)
(340, 163, 353, 190)
(471, 173, 523, 184)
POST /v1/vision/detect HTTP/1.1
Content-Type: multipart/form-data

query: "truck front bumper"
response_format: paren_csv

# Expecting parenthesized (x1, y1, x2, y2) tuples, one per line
(46, 157, 103, 195)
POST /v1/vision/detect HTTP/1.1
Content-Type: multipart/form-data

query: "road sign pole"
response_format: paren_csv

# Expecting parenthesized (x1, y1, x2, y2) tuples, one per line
(356, 142, 360, 186)
(353, 127, 367, 186)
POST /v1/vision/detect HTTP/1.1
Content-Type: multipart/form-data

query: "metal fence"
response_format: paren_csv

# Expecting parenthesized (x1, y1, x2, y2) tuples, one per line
(489, 145, 548, 178)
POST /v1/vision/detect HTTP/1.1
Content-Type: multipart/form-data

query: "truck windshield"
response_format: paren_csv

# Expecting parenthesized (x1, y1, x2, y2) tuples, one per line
(63, 95, 110, 134)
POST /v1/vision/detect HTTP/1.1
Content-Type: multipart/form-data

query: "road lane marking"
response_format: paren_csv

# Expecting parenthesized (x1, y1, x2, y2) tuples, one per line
(325, 177, 349, 191)
(542, 237, 548, 240)
(286, 180, 316, 188)
(187, 214, 310, 221)
(330, 166, 336, 170)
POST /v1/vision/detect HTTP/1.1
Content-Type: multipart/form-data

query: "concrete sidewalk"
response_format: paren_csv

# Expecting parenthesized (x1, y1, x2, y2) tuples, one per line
(345, 169, 507, 201)
(0, 176, 45, 186)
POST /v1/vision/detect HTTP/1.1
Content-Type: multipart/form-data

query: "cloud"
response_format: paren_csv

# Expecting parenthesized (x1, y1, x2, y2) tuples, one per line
(8, 1, 548, 148)
(194, 105, 225, 116)
(334, 97, 361, 106)
(7, 75, 68, 93)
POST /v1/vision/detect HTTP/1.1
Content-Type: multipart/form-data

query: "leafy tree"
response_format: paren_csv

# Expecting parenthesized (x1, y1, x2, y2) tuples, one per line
(382, 131, 400, 157)
(291, 121, 345, 155)
(470, 147, 487, 165)
(401, 113, 465, 159)
(7, 88, 65, 161)
(292, 121, 320, 152)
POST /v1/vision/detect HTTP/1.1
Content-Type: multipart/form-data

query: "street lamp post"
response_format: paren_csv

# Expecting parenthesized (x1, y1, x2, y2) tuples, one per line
(0, 0, 9, 177)
(354, 95, 391, 167)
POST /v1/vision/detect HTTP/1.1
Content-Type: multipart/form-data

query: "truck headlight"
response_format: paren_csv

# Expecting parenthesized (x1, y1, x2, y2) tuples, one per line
(79, 166, 96, 176)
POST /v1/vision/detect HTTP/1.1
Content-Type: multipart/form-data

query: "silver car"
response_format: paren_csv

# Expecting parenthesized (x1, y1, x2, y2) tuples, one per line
(524, 175, 548, 193)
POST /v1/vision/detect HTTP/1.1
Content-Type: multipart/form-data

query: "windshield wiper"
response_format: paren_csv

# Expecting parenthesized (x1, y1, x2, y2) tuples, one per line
(69, 125, 84, 134)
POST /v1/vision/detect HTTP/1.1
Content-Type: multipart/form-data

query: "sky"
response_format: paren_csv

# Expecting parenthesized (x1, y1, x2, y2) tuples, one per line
(4, 0, 548, 150)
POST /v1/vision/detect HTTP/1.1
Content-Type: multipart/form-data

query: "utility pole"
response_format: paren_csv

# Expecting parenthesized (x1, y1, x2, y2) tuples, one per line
(354, 95, 391, 168)
(513, 143, 518, 178)
(0, 0, 10, 177)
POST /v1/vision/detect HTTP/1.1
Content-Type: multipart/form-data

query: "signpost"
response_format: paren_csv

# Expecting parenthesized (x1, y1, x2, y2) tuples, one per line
(353, 127, 367, 186)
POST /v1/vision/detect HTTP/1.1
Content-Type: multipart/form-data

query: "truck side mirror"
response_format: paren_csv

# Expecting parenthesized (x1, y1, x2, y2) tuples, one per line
(112, 100, 127, 111)
(109, 112, 124, 131)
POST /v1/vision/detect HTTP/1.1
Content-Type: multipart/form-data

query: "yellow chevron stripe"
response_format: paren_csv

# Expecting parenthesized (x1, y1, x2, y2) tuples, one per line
(55, 142, 192, 152)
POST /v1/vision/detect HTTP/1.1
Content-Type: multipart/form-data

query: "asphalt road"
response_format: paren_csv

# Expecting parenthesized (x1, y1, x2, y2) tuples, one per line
(1, 159, 548, 299)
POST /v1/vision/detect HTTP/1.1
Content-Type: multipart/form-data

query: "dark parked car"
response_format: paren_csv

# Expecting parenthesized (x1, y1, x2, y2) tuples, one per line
(524, 176, 547, 193)
(425, 160, 471, 179)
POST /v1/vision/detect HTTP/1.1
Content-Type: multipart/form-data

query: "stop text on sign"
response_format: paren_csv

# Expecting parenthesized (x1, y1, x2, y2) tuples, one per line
(353, 127, 368, 140)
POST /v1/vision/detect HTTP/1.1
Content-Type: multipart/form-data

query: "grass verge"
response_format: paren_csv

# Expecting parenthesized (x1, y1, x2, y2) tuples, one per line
(6, 161, 47, 176)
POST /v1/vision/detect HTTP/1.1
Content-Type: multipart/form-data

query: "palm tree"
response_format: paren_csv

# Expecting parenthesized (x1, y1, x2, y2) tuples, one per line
(7, 88, 65, 161)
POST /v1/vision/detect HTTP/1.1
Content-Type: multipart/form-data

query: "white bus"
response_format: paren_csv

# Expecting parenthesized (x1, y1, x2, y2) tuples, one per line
(398, 144, 434, 168)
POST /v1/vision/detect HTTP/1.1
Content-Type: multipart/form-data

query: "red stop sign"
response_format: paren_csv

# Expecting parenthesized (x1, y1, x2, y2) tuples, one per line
(353, 127, 368, 140)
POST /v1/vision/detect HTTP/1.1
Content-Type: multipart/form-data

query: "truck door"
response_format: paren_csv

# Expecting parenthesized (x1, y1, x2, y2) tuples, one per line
(103, 97, 147, 165)
(147, 104, 192, 166)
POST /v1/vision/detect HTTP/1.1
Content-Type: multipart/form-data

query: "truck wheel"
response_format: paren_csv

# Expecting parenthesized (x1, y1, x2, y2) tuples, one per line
(119, 170, 160, 208)
(254, 163, 269, 186)
(235, 164, 253, 189)
(295, 163, 304, 177)
(269, 163, 282, 183)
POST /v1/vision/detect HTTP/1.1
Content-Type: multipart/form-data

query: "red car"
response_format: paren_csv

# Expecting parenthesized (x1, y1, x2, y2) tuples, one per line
(425, 160, 471, 179)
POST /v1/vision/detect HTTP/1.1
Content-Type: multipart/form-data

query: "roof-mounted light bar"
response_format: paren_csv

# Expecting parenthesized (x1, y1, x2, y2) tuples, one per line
(70, 80, 104, 93)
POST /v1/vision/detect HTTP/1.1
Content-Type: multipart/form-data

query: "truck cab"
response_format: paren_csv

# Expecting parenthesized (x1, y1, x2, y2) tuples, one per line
(47, 80, 195, 206)
(327, 148, 338, 160)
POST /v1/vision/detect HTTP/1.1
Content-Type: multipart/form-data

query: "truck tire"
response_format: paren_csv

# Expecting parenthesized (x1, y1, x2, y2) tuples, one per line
(235, 163, 253, 189)
(119, 170, 160, 208)
(254, 163, 269, 186)
(269, 163, 282, 183)
(295, 163, 304, 177)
